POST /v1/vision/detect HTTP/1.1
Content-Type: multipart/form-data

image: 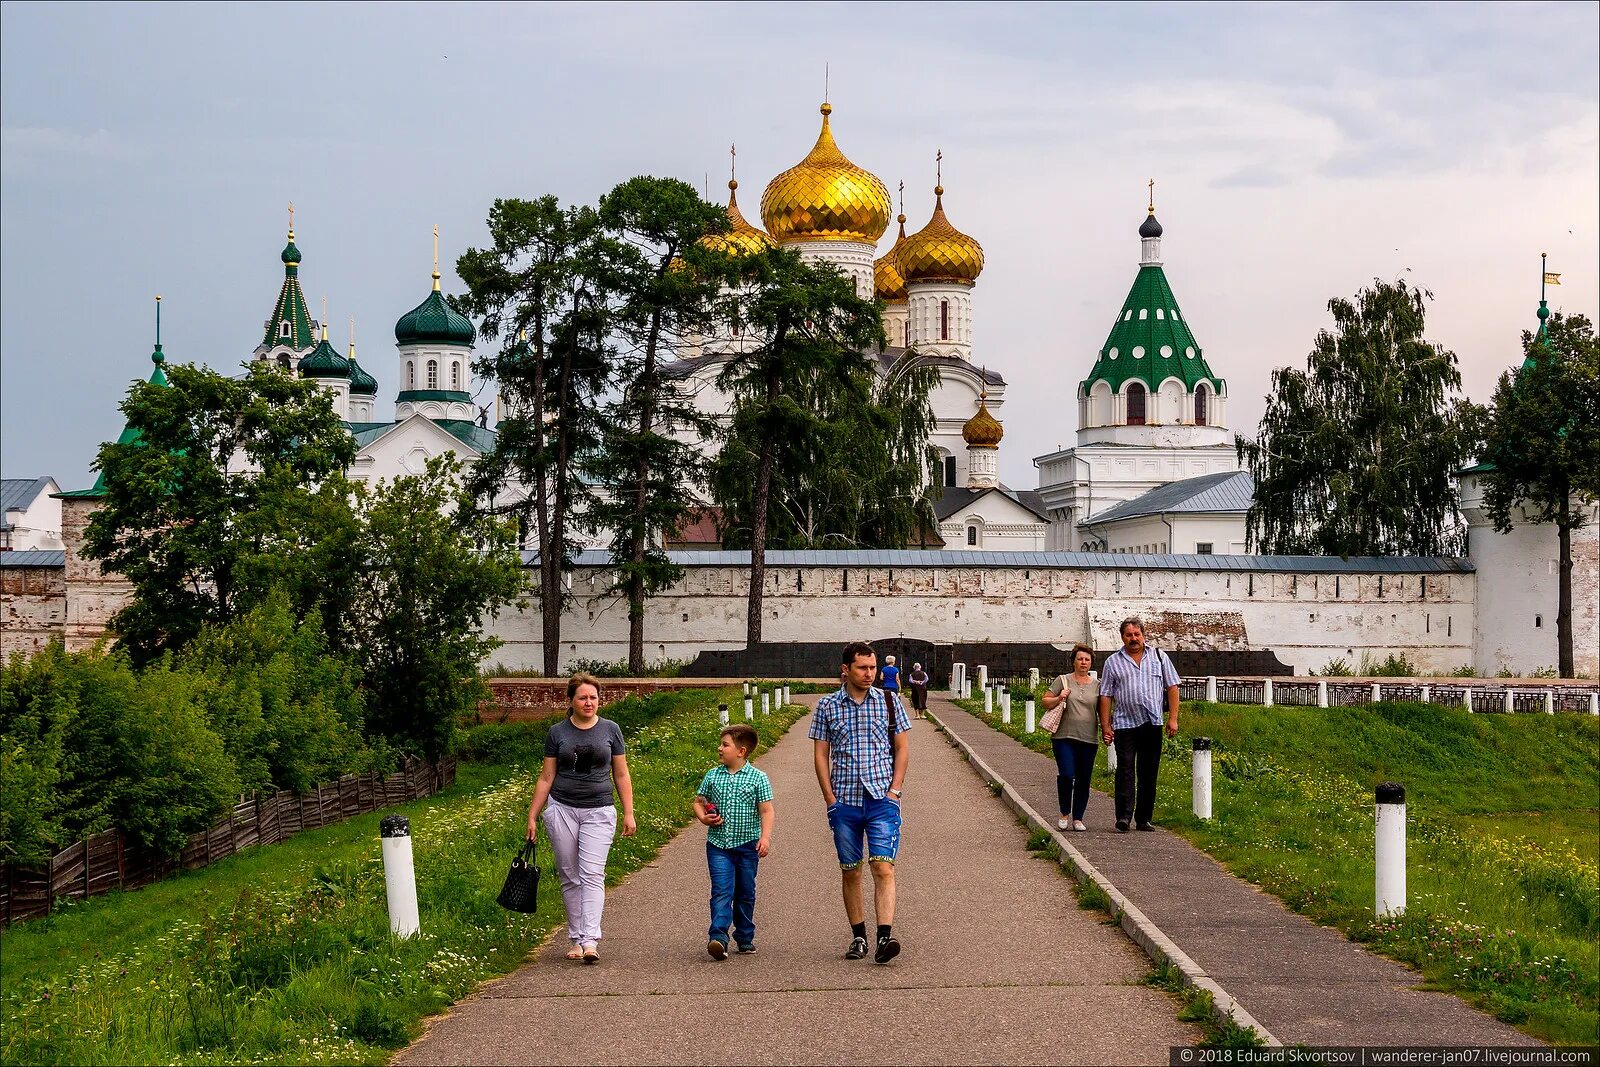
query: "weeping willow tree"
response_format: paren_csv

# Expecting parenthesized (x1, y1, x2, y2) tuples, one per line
(1238, 279, 1478, 556)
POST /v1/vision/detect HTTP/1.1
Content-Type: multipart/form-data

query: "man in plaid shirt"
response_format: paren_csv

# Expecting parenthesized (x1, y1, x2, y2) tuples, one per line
(1097, 617, 1180, 833)
(810, 641, 911, 964)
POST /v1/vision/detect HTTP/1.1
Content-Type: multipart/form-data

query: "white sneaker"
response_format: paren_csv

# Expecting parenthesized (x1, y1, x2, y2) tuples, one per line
(1057, 817, 1071, 830)
(1072, 820, 1088, 832)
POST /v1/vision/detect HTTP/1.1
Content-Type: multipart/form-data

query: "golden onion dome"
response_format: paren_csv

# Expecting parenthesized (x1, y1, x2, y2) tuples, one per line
(760, 103, 891, 244)
(874, 214, 909, 302)
(962, 394, 1004, 448)
(898, 185, 984, 286)
(698, 179, 777, 258)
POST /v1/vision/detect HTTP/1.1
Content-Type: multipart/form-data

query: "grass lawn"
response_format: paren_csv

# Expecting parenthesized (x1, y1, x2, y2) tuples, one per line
(1, 688, 806, 1066)
(955, 694, 1599, 1046)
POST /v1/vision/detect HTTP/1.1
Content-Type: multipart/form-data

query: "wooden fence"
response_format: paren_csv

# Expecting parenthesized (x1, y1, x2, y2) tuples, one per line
(0, 757, 456, 927)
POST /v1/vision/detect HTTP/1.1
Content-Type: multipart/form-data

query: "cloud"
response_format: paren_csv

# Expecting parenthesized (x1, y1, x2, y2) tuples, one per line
(1, 126, 133, 175)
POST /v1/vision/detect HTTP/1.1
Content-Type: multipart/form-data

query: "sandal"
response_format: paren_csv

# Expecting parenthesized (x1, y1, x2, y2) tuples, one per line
(565, 945, 585, 961)
(582, 942, 600, 964)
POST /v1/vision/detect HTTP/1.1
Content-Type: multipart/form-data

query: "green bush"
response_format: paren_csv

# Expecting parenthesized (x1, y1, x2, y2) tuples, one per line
(1358, 651, 1418, 677)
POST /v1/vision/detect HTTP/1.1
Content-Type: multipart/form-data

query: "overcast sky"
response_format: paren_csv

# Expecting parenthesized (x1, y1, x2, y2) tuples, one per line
(3, 2, 1596, 490)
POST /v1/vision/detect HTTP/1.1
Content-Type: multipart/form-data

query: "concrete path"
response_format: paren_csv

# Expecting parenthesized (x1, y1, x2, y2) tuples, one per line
(399, 697, 1199, 1065)
(928, 696, 1542, 1048)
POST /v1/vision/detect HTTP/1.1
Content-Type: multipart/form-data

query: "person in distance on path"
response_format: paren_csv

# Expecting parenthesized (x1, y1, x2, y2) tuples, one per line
(907, 662, 931, 717)
(1097, 619, 1180, 833)
(810, 641, 911, 964)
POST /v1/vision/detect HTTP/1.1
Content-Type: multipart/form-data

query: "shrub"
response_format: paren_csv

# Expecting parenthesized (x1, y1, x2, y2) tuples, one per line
(1359, 652, 1418, 677)
(1317, 657, 1353, 677)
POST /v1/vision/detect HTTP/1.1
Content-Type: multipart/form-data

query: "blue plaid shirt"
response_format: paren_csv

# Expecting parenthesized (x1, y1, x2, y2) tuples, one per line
(1100, 646, 1181, 730)
(809, 685, 912, 806)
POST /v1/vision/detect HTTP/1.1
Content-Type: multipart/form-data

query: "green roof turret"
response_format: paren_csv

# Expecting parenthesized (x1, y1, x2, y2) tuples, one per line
(63, 296, 172, 498)
(298, 321, 351, 378)
(395, 229, 475, 347)
(261, 205, 316, 350)
(1080, 198, 1223, 396)
(346, 335, 378, 395)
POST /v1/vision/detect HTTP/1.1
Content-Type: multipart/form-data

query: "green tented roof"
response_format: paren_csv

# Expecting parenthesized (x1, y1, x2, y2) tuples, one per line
(62, 349, 171, 498)
(394, 288, 475, 347)
(1081, 251, 1222, 395)
(262, 239, 315, 349)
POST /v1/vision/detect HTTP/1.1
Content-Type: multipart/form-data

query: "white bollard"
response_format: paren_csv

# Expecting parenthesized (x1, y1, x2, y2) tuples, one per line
(1002, 691, 1012, 725)
(1029, 667, 1041, 691)
(744, 695, 754, 721)
(1375, 783, 1407, 917)
(1192, 738, 1213, 820)
(762, 691, 771, 716)
(1317, 680, 1329, 708)
(1590, 692, 1598, 716)
(1205, 675, 1218, 703)
(1420, 685, 1431, 704)
(1024, 698, 1036, 734)
(743, 681, 750, 698)
(951, 663, 965, 697)
(380, 815, 421, 939)
(977, 664, 988, 691)
(1503, 689, 1515, 715)
(1371, 682, 1381, 703)
(718, 703, 729, 726)
(782, 684, 791, 707)
(1263, 678, 1274, 707)
(1463, 687, 1473, 713)
(1543, 690, 1554, 715)
(983, 685, 992, 716)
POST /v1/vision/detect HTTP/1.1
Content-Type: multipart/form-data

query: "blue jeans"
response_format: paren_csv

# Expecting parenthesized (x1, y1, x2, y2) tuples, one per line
(827, 795, 904, 869)
(1052, 738, 1098, 821)
(707, 840, 760, 947)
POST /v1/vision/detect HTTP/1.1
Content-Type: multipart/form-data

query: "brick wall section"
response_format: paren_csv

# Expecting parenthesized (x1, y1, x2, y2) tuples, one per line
(0, 564, 66, 658)
(60, 498, 133, 652)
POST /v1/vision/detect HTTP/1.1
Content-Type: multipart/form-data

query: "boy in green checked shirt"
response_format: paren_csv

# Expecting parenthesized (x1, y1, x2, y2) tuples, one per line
(693, 723, 774, 959)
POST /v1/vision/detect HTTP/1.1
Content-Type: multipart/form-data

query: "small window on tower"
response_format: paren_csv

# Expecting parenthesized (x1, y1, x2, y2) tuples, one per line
(944, 455, 957, 487)
(427, 360, 438, 389)
(452, 362, 460, 389)
(903, 320, 909, 347)
(1127, 382, 1147, 425)
(1195, 383, 1210, 426)
(967, 525, 978, 546)
(281, 320, 291, 338)
(940, 300, 950, 340)
(406, 361, 415, 388)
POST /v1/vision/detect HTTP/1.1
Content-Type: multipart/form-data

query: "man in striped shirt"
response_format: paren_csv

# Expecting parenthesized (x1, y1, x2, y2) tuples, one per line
(1097, 617, 1180, 832)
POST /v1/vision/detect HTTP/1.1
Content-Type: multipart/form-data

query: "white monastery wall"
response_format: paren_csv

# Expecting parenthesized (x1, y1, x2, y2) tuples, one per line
(484, 560, 1475, 676)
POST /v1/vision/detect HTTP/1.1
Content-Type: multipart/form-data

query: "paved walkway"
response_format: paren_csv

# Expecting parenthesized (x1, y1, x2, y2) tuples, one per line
(400, 697, 1199, 1065)
(928, 696, 1542, 1048)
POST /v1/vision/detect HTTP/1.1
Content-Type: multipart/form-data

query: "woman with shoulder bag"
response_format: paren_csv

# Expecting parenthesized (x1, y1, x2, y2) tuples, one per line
(525, 673, 637, 963)
(1040, 644, 1100, 832)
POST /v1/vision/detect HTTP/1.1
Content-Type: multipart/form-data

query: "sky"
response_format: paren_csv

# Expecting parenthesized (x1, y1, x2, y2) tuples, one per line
(2, 2, 1597, 490)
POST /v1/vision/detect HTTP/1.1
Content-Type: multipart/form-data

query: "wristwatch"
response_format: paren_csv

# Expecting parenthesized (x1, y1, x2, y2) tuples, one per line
(888, 787, 903, 798)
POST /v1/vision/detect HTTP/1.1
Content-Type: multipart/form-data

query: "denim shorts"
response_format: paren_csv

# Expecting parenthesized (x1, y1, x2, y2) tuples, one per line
(827, 795, 903, 869)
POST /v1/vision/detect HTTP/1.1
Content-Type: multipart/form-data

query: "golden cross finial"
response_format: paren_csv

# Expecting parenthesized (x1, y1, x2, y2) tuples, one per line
(730, 143, 737, 184)
(288, 201, 294, 233)
(824, 63, 830, 104)
(1148, 178, 1155, 215)
(321, 296, 329, 340)
(348, 314, 356, 353)
(898, 179, 904, 216)
(432, 225, 441, 290)
(936, 149, 943, 187)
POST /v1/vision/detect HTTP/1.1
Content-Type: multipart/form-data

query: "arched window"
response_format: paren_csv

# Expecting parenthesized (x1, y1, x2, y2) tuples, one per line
(940, 300, 950, 340)
(903, 319, 909, 347)
(1127, 382, 1147, 425)
(966, 525, 978, 546)
(406, 361, 415, 388)
(427, 360, 439, 389)
(1195, 384, 1209, 426)
(451, 361, 461, 389)
(944, 454, 957, 488)
(280, 320, 291, 339)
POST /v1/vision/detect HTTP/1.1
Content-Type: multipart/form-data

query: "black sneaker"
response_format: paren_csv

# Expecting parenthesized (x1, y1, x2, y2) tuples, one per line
(1136, 822, 1156, 832)
(874, 935, 901, 965)
(1115, 820, 1131, 833)
(845, 935, 869, 960)
(707, 939, 728, 960)
(737, 943, 757, 954)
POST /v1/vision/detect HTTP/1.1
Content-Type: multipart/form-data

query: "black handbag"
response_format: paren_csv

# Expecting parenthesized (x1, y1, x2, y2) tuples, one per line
(497, 839, 540, 913)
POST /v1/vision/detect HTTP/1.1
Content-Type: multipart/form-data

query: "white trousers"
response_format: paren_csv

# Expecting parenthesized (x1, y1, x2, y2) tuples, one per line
(542, 799, 618, 945)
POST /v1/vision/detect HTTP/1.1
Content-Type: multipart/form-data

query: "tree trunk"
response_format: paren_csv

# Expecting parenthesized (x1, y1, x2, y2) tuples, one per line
(530, 303, 560, 679)
(746, 347, 783, 646)
(628, 300, 664, 674)
(1557, 499, 1574, 679)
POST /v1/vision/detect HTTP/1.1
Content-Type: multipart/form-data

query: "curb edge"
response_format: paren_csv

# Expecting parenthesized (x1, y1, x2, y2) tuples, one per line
(926, 706, 1283, 1048)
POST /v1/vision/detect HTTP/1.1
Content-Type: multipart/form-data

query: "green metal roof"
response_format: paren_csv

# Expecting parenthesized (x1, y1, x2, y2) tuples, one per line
(1081, 215, 1222, 395)
(64, 347, 171, 498)
(394, 288, 475, 347)
(262, 233, 315, 349)
(298, 337, 351, 378)
(342, 418, 497, 455)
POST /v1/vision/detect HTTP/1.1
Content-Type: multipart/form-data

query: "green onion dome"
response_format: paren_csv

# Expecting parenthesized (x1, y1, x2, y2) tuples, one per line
(346, 348, 378, 395)
(298, 334, 351, 378)
(394, 279, 476, 347)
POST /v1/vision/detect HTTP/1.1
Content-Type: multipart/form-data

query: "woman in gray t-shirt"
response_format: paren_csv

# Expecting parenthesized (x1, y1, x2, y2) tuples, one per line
(1042, 644, 1101, 832)
(526, 673, 637, 963)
